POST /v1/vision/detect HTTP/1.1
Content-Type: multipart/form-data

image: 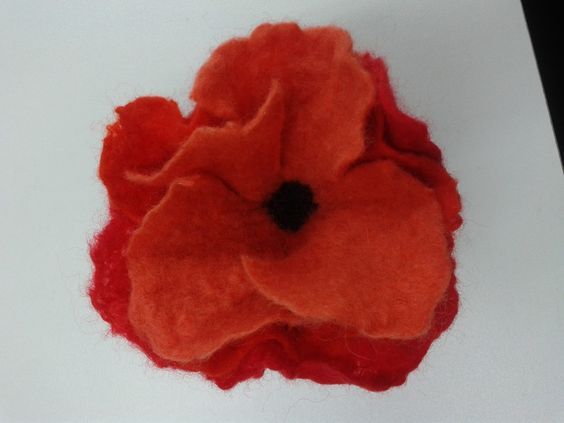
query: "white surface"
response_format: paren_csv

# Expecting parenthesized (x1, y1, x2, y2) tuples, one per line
(1, 0, 563, 422)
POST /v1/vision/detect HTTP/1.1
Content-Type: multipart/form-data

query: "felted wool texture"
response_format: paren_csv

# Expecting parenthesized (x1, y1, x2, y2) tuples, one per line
(123, 23, 452, 362)
(126, 174, 300, 361)
(190, 23, 375, 189)
(89, 22, 462, 392)
(99, 97, 219, 222)
(90, 211, 458, 391)
(242, 161, 452, 340)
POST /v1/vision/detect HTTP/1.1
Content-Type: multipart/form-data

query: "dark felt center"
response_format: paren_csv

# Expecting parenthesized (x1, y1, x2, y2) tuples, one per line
(264, 181, 318, 232)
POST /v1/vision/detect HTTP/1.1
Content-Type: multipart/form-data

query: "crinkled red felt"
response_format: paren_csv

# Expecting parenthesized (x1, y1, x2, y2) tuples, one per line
(90, 23, 461, 392)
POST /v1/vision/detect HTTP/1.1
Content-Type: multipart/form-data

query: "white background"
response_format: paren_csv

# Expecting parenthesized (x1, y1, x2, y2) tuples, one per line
(1, 1, 563, 422)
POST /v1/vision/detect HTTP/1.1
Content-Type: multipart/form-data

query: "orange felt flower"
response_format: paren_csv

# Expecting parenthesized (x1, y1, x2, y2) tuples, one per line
(90, 23, 461, 391)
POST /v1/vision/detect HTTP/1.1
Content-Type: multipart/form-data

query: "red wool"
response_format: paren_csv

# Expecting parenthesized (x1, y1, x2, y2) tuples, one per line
(89, 23, 462, 392)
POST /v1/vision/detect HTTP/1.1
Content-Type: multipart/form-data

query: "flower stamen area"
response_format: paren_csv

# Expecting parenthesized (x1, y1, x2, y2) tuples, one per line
(263, 181, 318, 232)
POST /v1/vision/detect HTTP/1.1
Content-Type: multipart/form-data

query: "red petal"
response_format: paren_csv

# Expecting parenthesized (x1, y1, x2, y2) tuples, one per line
(360, 54, 442, 160)
(99, 97, 212, 220)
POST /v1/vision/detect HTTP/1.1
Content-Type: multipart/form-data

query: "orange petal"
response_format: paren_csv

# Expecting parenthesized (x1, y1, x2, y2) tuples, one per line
(129, 81, 284, 201)
(191, 22, 374, 188)
(128, 82, 284, 202)
(126, 174, 297, 362)
(280, 41, 374, 188)
(243, 160, 452, 340)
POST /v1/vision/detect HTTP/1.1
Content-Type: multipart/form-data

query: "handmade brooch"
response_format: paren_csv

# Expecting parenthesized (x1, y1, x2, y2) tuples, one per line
(90, 22, 462, 391)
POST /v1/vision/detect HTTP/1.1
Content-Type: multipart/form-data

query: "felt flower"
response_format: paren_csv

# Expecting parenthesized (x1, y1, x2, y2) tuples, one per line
(90, 23, 462, 391)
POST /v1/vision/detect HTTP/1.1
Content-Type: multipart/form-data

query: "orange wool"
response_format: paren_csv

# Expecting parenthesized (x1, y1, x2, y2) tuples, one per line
(127, 175, 300, 361)
(191, 23, 374, 188)
(243, 161, 451, 340)
(90, 22, 462, 391)
(121, 23, 454, 363)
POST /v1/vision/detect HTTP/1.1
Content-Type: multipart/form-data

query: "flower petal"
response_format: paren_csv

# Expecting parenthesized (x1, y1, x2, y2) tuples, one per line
(191, 22, 374, 188)
(128, 82, 284, 202)
(361, 54, 442, 160)
(280, 44, 374, 188)
(243, 160, 452, 340)
(99, 96, 212, 221)
(367, 139, 463, 232)
(126, 174, 297, 362)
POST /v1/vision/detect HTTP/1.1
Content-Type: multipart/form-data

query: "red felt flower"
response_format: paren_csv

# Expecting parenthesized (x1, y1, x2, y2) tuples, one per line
(90, 23, 462, 391)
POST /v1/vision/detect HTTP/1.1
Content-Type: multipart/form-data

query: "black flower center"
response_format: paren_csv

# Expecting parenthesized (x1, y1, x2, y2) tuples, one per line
(264, 181, 318, 232)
